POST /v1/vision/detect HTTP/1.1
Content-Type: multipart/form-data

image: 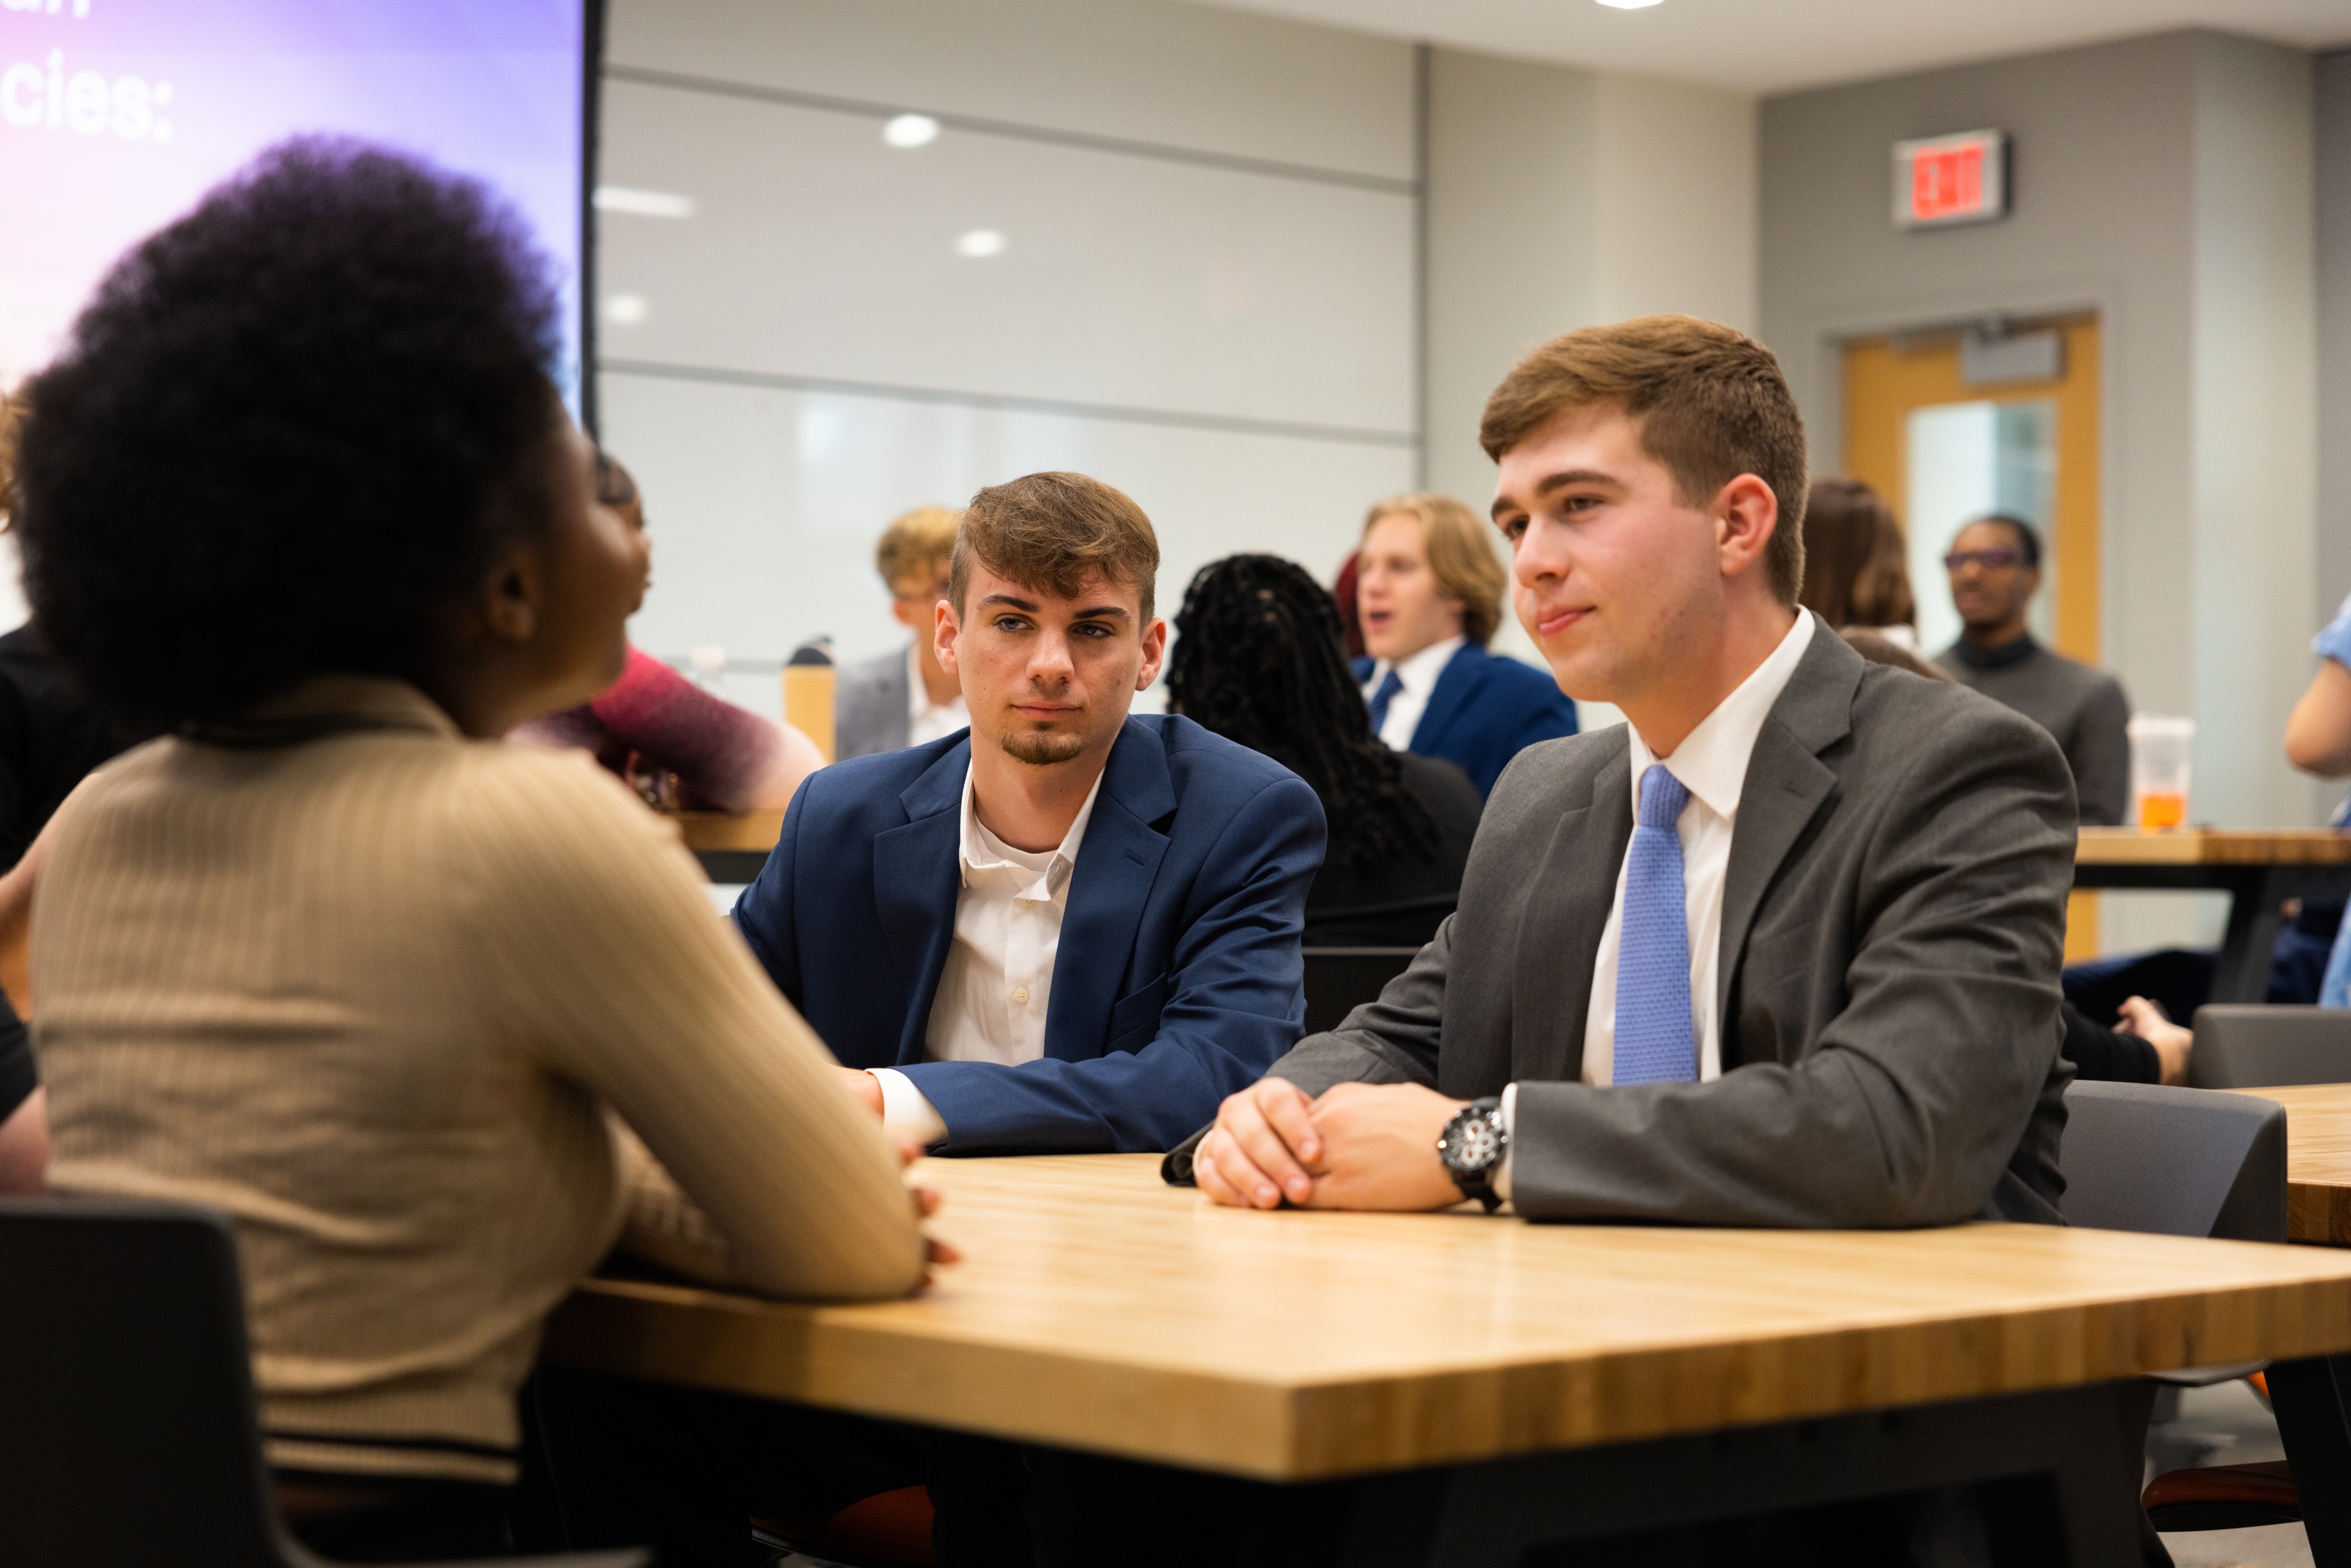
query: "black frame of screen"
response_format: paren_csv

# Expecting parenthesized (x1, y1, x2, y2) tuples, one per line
(578, 0, 610, 438)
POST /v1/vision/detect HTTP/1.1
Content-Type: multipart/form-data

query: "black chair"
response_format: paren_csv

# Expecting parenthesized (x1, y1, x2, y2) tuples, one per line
(2061, 1079, 2286, 1244)
(1301, 947, 1419, 1036)
(2188, 1005, 2351, 1089)
(0, 1195, 646, 1568)
(2058, 1082, 2308, 1536)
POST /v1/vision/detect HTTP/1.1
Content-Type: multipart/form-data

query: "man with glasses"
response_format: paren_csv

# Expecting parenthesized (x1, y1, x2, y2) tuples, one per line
(1935, 514, 2130, 824)
(837, 505, 969, 759)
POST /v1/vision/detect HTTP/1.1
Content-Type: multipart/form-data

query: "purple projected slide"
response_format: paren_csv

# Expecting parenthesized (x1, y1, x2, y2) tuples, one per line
(0, 0, 587, 405)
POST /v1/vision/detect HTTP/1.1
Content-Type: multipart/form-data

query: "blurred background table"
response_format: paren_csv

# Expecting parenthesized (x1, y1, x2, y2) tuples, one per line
(670, 810, 783, 884)
(545, 1153, 2351, 1563)
(2075, 829, 2351, 1003)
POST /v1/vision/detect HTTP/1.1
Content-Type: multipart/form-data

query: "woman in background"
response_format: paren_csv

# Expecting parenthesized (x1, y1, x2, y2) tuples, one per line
(15, 138, 929, 1561)
(512, 450, 826, 813)
(2289, 592, 2351, 1005)
(1166, 554, 1479, 948)
(1800, 478, 1917, 645)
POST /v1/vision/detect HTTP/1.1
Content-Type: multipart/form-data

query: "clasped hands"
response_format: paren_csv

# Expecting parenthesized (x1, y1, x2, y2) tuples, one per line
(1193, 1077, 1471, 1212)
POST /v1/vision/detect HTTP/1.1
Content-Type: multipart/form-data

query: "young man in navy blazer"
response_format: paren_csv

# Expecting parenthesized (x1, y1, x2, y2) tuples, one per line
(733, 470, 1326, 1155)
(1353, 491, 1577, 796)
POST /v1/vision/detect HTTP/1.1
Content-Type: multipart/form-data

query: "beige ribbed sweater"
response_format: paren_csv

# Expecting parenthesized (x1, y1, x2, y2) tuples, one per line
(33, 677, 923, 1484)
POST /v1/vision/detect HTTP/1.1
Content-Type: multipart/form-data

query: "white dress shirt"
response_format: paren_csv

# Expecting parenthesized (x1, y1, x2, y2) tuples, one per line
(1360, 635, 1465, 750)
(906, 641, 970, 747)
(870, 760, 1101, 1144)
(1495, 611, 1815, 1200)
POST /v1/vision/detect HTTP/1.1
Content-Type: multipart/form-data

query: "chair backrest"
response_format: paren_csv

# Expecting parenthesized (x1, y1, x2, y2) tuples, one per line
(1302, 947, 1419, 1036)
(0, 1196, 296, 1567)
(2061, 1080, 2286, 1243)
(2189, 1005, 2351, 1090)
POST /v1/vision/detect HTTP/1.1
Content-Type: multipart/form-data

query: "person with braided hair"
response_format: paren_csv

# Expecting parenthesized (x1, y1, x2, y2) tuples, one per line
(1166, 554, 1480, 948)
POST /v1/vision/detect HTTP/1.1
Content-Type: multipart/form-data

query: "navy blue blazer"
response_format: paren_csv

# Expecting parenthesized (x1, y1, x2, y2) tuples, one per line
(1356, 642, 1578, 797)
(732, 714, 1326, 1155)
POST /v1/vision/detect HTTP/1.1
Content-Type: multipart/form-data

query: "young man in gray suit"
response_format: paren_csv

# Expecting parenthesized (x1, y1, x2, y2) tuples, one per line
(834, 505, 968, 759)
(1027, 317, 2081, 1567)
(1180, 313, 2075, 1229)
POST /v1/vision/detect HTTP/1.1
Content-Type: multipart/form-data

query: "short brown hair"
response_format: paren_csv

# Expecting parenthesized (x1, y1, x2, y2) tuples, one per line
(951, 472, 1159, 620)
(1800, 478, 1914, 630)
(1480, 315, 1809, 605)
(875, 505, 960, 587)
(1362, 492, 1508, 647)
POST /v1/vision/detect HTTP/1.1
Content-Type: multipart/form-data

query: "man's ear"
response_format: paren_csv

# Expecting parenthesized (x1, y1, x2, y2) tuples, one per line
(1135, 616, 1169, 691)
(934, 595, 961, 679)
(1714, 474, 1780, 583)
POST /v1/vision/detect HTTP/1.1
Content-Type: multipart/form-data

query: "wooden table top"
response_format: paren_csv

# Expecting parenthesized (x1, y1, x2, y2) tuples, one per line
(667, 823, 2351, 870)
(543, 1153, 2351, 1481)
(2075, 827, 2351, 866)
(2230, 1084, 2351, 1246)
(665, 821, 2349, 865)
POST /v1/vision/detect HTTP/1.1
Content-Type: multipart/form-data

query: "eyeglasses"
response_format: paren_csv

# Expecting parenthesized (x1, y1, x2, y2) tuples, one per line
(1944, 548, 2025, 571)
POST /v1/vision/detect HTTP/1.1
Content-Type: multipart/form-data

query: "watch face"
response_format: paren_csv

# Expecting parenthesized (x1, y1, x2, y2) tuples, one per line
(1445, 1113, 1501, 1173)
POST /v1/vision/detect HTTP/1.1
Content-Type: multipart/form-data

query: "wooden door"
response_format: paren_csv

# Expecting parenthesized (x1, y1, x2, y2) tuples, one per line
(1842, 317, 2103, 957)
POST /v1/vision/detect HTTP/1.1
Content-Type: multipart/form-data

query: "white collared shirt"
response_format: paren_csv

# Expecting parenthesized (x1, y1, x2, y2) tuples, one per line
(1360, 635, 1465, 750)
(1496, 611, 1816, 1198)
(870, 760, 1102, 1144)
(906, 641, 970, 748)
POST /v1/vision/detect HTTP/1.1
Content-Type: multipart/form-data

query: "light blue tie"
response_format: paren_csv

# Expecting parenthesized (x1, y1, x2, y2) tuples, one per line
(1614, 764, 1697, 1085)
(1365, 669, 1405, 739)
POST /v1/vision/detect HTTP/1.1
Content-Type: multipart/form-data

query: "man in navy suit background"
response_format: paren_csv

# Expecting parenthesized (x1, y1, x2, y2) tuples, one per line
(1354, 491, 1577, 796)
(734, 470, 1326, 1154)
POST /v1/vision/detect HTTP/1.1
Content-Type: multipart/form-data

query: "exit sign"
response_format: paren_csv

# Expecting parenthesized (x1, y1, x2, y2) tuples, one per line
(1892, 129, 2009, 229)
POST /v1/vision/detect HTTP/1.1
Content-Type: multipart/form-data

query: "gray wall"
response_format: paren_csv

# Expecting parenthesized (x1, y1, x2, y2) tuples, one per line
(2322, 50, 2351, 620)
(1424, 47, 1754, 710)
(1761, 29, 2324, 835)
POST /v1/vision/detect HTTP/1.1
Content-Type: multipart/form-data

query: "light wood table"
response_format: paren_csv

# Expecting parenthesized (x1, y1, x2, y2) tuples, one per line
(2228, 1084, 2351, 1248)
(546, 1153, 2351, 1563)
(2075, 828, 2351, 1002)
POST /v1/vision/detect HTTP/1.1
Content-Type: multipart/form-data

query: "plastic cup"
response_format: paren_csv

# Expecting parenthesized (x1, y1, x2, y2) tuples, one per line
(2126, 715, 2195, 830)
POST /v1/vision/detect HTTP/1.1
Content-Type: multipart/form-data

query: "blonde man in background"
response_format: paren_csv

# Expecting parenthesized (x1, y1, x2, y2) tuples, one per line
(1354, 491, 1577, 797)
(836, 505, 967, 758)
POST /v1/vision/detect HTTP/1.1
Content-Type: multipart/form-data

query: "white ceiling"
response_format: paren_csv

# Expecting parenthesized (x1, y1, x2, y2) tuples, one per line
(1187, 0, 2351, 95)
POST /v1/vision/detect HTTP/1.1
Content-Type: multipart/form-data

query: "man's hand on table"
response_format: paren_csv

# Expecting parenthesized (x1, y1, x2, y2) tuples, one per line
(1196, 1078, 1469, 1212)
(839, 1065, 885, 1118)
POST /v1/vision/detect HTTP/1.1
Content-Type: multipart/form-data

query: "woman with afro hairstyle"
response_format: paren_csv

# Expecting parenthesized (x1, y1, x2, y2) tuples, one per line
(13, 138, 933, 1559)
(1165, 554, 1481, 947)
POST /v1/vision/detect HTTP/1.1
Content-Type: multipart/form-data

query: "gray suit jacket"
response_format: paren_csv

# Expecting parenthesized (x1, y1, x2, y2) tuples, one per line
(1172, 625, 2077, 1226)
(835, 647, 911, 761)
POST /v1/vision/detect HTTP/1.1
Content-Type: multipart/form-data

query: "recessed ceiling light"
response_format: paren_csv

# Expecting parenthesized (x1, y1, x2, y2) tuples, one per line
(954, 228, 1006, 258)
(603, 293, 648, 325)
(1596, 0, 1664, 8)
(883, 113, 940, 149)
(593, 186, 695, 219)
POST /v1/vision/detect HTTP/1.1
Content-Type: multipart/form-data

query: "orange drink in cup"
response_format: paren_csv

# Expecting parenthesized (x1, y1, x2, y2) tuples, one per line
(2126, 715, 2195, 831)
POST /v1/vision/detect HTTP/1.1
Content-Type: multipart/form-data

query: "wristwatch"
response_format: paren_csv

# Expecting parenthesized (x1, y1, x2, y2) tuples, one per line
(1436, 1096, 1508, 1213)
